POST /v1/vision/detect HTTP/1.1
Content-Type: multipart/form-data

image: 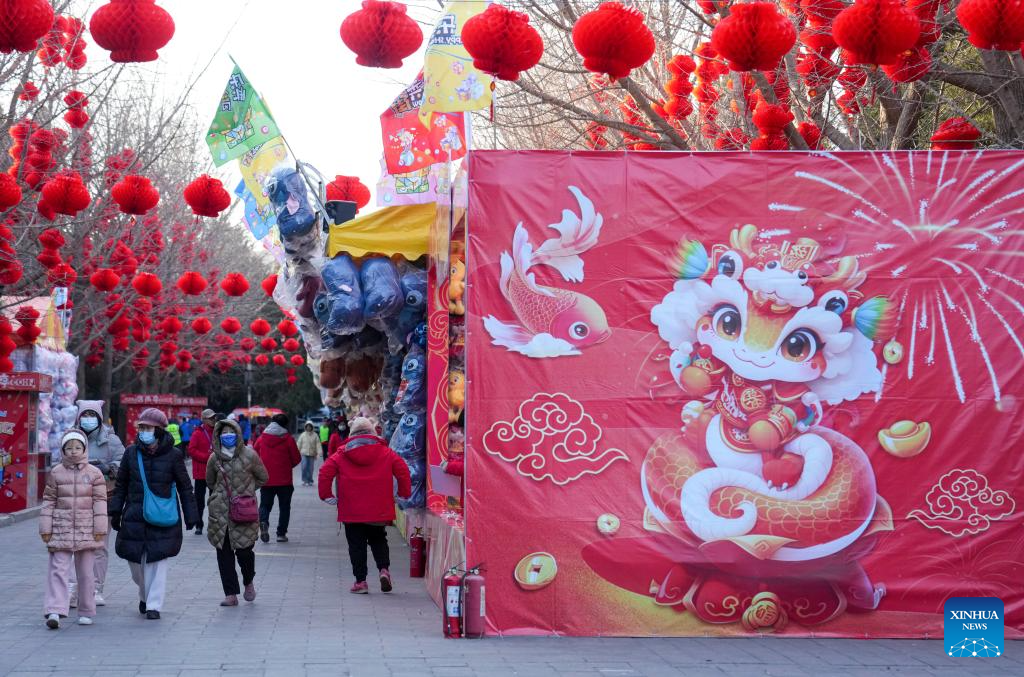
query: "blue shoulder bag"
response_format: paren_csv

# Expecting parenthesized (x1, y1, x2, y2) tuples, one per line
(137, 450, 179, 527)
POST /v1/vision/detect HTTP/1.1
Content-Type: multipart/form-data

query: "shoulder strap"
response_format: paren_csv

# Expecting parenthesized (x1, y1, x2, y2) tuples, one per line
(136, 450, 150, 491)
(217, 458, 233, 499)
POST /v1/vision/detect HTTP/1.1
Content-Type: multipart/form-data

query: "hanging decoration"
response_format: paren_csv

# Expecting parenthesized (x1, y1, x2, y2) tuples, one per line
(90, 268, 122, 292)
(277, 319, 298, 337)
(250, 318, 271, 336)
(260, 337, 278, 352)
(572, 2, 655, 80)
(0, 0, 54, 55)
(176, 270, 208, 296)
(272, 354, 286, 366)
(63, 90, 91, 129)
(0, 174, 22, 211)
(41, 171, 91, 217)
(261, 274, 278, 297)
(240, 337, 256, 351)
(18, 81, 40, 101)
(219, 272, 250, 296)
(750, 100, 793, 150)
(0, 318, 16, 372)
(832, 0, 921, 65)
(190, 317, 212, 334)
(46, 261, 77, 287)
(326, 176, 371, 213)
(461, 3, 544, 81)
(290, 354, 304, 367)
(89, 0, 175, 63)
(340, 0, 423, 69)
(111, 174, 159, 215)
(14, 306, 41, 344)
(711, 3, 797, 72)
(183, 174, 231, 218)
(220, 317, 242, 334)
(956, 0, 1024, 50)
(283, 338, 300, 352)
(930, 117, 982, 150)
(254, 354, 269, 366)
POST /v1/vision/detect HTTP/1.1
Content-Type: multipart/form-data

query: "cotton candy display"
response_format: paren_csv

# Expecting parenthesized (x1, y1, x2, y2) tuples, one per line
(26, 347, 80, 463)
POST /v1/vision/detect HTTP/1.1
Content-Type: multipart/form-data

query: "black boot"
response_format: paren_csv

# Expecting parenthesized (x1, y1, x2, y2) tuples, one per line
(260, 522, 270, 543)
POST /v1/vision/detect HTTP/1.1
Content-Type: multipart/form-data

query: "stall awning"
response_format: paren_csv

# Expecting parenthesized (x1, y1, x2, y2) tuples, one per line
(327, 203, 434, 260)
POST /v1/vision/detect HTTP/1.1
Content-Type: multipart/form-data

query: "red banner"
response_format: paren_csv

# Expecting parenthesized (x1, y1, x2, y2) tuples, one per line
(465, 150, 1024, 637)
(381, 74, 466, 176)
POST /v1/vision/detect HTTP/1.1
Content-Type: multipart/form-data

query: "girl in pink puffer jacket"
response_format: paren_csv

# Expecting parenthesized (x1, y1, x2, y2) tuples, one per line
(39, 429, 108, 629)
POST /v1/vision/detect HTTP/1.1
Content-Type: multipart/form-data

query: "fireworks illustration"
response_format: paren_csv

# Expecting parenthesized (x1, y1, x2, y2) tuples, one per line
(768, 151, 1024, 404)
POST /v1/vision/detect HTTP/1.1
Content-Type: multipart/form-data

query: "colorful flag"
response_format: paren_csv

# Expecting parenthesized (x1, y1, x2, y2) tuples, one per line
(382, 74, 466, 174)
(206, 66, 281, 167)
(234, 179, 276, 241)
(377, 158, 455, 207)
(418, 1, 492, 128)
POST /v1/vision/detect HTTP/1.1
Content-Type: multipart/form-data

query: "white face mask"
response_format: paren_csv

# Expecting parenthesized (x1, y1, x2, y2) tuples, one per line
(80, 416, 99, 432)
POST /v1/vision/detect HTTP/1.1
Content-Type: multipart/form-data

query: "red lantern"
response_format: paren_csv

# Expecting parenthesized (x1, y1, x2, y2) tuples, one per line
(832, 0, 920, 65)
(930, 117, 982, 150)
(798, 121, 824, 149)
(18, 81, 39, 101)
(47, 262, 77, 286)
(572, 2, 655, 80)
(240, 337, 256, 351)
(131, 348, 150, 370)
(290, 354, 305, 367)
(260, 337, 278, 352)
(462, 4, 543, 81)
(272, 354, 286, 366)
(183, 174, 231, 218)
(89, 0, 175, 63)
(176, 270, 208, 295)
(38, 228, 65, 250)
(41, 172, 91, 217)
(191, 317, 212, 334)
(111, 175, 159, 215)
(254, 354, 269, 367)
(0, 318, 16, 372)
(326, 176, 371, 211)
(0, 174, 22, 210)
(131, 272, 162, 297)
(250, 318, 271, 336)
(219, 272, 249, 296)
(90, 268, 122, 292)
(277, 319, 298, 337)
(710, 3, 796, 73)
(0, 0, 55, 55)
(287, 375, 297, 385)
(340, 0, 423, 69)
(261, 274, 278, 297)
(956, 0, 1024, 51)
(283, 338, 300, 352)
(881, 47, 932, 83)
(14, 306, 41, 345)
(220, 317, 242, 334)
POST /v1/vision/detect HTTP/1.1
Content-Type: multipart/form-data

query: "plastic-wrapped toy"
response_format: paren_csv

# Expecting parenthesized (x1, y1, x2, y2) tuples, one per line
(320, 356, 346, 390)
(390, 412, 426, 509)
(394, 345, 426, 413)
(351, 326, 385, 354)
(382, 264, 427, 350)
(360, 257, 403, 322)
(449, 314, 466, 368)
(445, 425, 465, 477)
(449, 256, 466, 315)
(320, 253, 366, 335)
(448, 368, 465, 425)
(412, 322, 428, 349)
(266, 165, 314, 232)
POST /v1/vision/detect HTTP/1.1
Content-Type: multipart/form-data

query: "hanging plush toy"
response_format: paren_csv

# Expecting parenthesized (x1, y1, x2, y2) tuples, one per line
(382, 263, 428, 351)
(448, 368, 465, 425)
(390, 412, 427, 509)
(321, 253, 366, 335)
(449, 256, 466, 315)
(360, 257, 404, 322)
(265, 165, 318, 260)
(394, 344, 427, 413)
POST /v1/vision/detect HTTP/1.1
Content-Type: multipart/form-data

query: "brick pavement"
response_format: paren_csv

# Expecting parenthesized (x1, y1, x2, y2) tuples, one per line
(0, 467, 1017, 677)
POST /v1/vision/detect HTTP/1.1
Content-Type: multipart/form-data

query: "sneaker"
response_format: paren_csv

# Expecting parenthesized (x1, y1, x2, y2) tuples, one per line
(350, 581, 369, 594)
(94, 592, 106, 607)
(276, 534, 288, 543)
(45, 613, 59, 629)
(146, 610, 161, 620)
(259, 522, 270, 543)
(138, 601, 146, 614)
(220, 595, 238, 607)
(243, 584, 256, 602)
(77, 616, 93, 626)
(69, 596, 77, 609)
(379, 568, 393, 593)
(194, 526, 203, 535)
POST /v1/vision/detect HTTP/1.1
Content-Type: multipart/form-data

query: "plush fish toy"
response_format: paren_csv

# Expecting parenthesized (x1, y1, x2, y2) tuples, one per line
(265, 166, 315, 238)
(321, 253, 365, 335)
(382, 265, 428, 351)
(360, 257, 403, 322)
(394, 344, 426, 413)
(390, 412, 426, 509)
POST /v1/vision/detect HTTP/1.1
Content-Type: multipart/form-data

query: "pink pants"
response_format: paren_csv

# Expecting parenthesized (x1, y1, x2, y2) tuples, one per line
(45, 550, 96, 618)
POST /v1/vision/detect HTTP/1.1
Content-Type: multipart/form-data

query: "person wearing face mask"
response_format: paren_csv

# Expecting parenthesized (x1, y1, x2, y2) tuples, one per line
(39, 430, 108, 629)
(205, 419, 268, 606)
(66, 401, 124, 609)
(108, 408, 199, 620)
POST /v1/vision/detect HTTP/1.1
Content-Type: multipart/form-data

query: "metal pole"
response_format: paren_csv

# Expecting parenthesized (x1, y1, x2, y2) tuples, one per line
(246, 361, 252, 409)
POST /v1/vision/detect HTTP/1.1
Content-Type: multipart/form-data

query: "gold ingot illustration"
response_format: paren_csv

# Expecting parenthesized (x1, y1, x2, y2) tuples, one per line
(878, 420, 931, 458)
(597, 513, 620, 536)
(883, 339, 904, 365)
(514, 552, 557, 591)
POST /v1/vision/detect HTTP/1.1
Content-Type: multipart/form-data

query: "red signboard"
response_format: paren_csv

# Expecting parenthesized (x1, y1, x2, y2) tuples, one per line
(465, 150, 1024, 637)
(121, 393, 208, 442)
(0, 372, 52, 393)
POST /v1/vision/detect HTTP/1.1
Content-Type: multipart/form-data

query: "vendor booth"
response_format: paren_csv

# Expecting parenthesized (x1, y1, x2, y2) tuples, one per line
(0, 372, 53, 513)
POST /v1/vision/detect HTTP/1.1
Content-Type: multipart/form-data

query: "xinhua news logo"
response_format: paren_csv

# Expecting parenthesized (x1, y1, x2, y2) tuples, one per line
(944, 597, 1004, 658)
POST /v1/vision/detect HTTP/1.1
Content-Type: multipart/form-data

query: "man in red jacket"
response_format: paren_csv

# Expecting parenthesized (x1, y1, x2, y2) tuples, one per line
(254, 413, 301, 543)
(318, 417, 411, 594)
(187, 409, 216, 535)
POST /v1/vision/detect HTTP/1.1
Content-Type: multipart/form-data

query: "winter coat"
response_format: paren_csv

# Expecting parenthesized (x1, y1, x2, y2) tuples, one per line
(328, 432, 343, 457)
(298, 430, 320, 457)
(39, 461, 108, 552)
(108, 433, 199, 564)
(254, 423, 300, 486)
(77, 402, 125, 493)
(187, 423, 214, 483)
(318, 435, 411, 523)
(205, 420, 268, 551)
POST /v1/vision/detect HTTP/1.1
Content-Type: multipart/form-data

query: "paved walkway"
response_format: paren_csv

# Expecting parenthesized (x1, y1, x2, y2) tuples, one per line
(0, 467, 1016, 677)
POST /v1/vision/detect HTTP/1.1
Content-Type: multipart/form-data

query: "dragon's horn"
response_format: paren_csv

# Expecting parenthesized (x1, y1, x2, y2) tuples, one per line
(729, 224, 758, 256)
(821, 256, 866, 291)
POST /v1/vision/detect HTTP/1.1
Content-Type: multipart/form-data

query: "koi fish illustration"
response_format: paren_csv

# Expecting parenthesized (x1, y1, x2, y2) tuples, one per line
(483, 186, 611, 358)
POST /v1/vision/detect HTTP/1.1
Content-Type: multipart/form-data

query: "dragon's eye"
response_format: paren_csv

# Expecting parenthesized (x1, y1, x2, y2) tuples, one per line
(717, 251, 743, 279)
(797, 271, 808, 281)
(766, 261, 779, 270)
(820, 291, 849, 315)
(713, 305, 741, 340)
(781, 329, 819, 362)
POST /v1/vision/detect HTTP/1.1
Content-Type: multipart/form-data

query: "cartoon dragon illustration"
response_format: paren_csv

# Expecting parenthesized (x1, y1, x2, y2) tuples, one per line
(483, 186, 611, 359)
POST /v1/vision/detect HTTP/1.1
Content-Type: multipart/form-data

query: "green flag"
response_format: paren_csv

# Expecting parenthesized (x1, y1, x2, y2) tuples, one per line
(205, 66, 280, 167)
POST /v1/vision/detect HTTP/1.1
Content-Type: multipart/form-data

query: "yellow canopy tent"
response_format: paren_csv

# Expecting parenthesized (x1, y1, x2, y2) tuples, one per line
(326, 203, 435, 260)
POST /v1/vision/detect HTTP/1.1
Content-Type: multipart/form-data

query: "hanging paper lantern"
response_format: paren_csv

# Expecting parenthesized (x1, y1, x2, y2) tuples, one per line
(89, 0, 175, 63)
(130, 325, 150, 343)
(956, 0, 1024, 50)
(240, 337, 256, 351)
(131, 348, 150, 369)
(325, 176, 371, 212)
(191, 317, 212, 334)
(287, 375, 297, 385)
(38, 228, 65, 250)
(572, 2, 655, 80)
(239, 354, 252, 365)
(183, 174, 231, 218)
(220, 317, 242, 334)
(36, 247, 62, 269)
(930, 117, 982, 150)
(283, 338, 300, 352)
(18, 81, 40, 101)
(0, 0, 55, 54)
(0, 174, 22, 211)
(47, 261, 77, 286)
(832, 0, 920, 66)
(157, 316, 182, 335)
(340, 0, 423, 69)
(254, 354, 269, 367)
(260, 337, 278, 351)
(881, 47, 932, 83)
(219, 272, 249, 296)
(289, 354, 305, 367)
(462, 3, 544, 81)
(111, 174, 159, 215)
(14, 306, 41, 344)
(131, 271, 162, 297)
(277, 319, 298, 337)
(0, 318, 16, 372)
(41, 172, 91, 217)
(176, 270, 208, 295)
(798, 121, 824, 149)
(272, 354, 286, 367)
(250, 318, 271, 336)
(90, 268, 122, 292)
(261, 274, 278, 297)
(710, 3, 796, 72)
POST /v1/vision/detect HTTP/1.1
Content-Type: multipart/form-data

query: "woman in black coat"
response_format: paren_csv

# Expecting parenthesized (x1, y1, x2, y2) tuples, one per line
(108, 408, 199, 619)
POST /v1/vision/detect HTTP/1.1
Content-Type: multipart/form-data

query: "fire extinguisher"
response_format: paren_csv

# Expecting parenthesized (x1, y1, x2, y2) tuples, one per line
(462, 565, 486, 639)
(442, 567, 463, 638)
(409, 528, 426, 578)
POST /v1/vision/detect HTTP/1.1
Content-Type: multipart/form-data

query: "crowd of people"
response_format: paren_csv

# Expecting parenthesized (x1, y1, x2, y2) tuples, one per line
(38, 401, 408, 628)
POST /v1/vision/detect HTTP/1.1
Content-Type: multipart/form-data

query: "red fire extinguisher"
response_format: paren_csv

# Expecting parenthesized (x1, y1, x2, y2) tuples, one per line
(462, 566, 486, 639)
(442, 567, 462, 638)
(409, 528, 426, 578)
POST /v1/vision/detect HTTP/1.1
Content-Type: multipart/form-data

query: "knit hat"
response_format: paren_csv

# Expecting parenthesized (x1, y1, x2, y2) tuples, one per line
(61, 429, 88, 449)
(350, 417, 374, 435)
(136, 407, 169, 429)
